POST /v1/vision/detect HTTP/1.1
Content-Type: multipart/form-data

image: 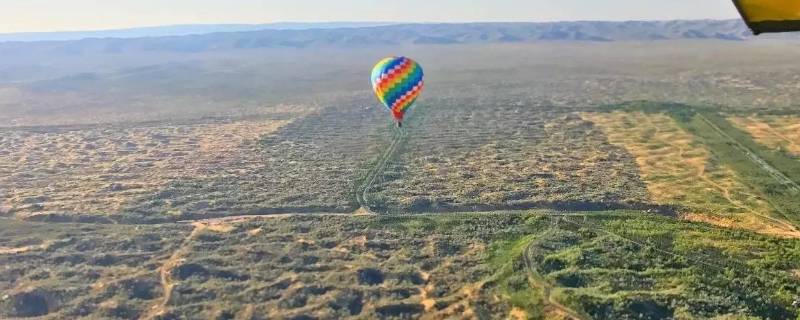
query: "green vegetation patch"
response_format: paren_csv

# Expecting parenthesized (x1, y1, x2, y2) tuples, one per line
(519, 212, 800, 320)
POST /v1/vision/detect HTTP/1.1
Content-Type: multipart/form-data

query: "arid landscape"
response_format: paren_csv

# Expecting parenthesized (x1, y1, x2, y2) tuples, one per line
(1, 20, 800, 319)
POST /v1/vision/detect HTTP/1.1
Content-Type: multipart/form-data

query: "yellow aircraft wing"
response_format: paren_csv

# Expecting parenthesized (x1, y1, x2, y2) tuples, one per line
(733, 0, 800, 34)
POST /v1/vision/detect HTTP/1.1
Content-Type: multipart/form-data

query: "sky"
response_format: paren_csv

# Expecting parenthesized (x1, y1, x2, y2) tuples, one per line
(1, 0, 742, 33)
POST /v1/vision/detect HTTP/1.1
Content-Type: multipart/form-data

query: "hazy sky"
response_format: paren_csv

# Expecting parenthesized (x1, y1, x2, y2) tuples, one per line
(1, 0, 741, 33)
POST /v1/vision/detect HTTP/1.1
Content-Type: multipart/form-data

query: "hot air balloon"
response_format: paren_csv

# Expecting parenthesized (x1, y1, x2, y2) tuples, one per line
(733, 0, 800, 34)
(371, 56, 424, 127)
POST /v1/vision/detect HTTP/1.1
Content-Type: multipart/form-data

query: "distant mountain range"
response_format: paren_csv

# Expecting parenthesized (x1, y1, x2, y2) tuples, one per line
(0, 20, 796, 57)
(0, 22, 399, 42)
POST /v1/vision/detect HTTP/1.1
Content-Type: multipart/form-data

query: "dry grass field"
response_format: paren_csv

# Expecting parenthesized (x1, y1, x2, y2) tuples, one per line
(0, 214, 528, 319)
(582, 111, 800, 238)
(153, 215, 505, 320)
(730, 115, 800, 157)
(122, 104, 392, 221)
(370, 106, 650, 213)
(0, 219, 193, 319)
(0, 117, 294, 222)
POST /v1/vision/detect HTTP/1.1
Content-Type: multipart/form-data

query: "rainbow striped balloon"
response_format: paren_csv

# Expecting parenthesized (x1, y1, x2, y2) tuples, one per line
(371, 56, 424, 123)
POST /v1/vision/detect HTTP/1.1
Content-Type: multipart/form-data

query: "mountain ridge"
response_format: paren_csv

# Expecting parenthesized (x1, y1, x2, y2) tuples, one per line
(1, 19, 797, 63)
(0, 22, 400, 42)
(0, 19, 772, 44)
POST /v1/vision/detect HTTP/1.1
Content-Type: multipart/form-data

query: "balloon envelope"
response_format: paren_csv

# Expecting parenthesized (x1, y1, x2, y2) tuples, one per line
(371, 56, 424, 122)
